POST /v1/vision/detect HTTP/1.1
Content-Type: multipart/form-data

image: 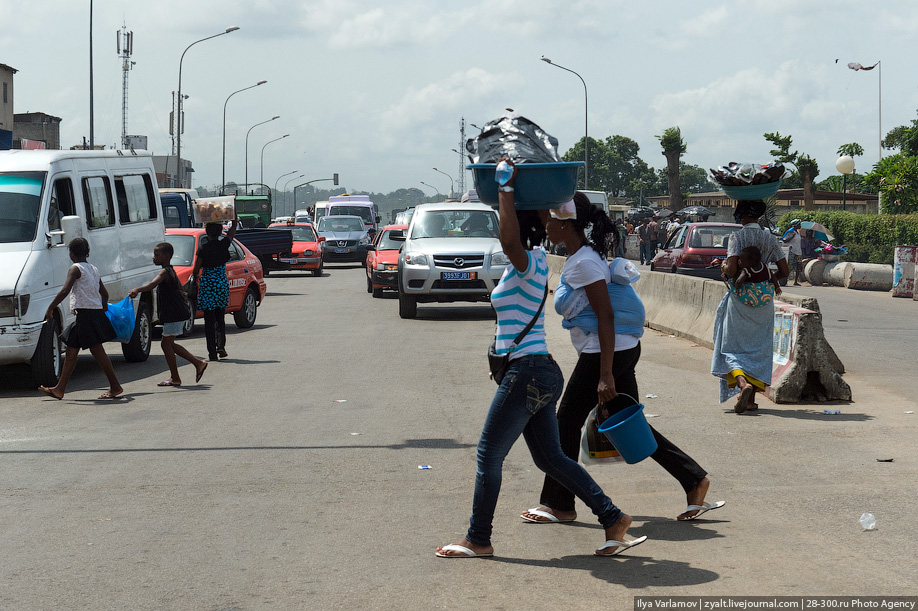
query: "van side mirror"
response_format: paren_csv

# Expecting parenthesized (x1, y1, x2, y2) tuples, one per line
(61, 215, 83, 244)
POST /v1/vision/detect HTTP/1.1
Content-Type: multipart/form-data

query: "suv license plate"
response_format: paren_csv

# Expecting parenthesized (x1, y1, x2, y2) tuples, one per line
(334, 248, 350, 253)
(442, 271, 476, 280)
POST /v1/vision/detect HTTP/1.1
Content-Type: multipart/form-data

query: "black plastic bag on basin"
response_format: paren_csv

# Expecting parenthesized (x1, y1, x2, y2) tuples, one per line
(465, 114, 562, 164)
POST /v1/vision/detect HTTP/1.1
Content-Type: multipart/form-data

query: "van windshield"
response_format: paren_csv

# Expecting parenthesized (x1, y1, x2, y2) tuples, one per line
(0, 172, 46, 243)
(329, 205, 373, 224)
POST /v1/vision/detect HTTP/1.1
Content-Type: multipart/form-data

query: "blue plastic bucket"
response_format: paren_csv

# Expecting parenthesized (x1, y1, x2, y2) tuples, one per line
(596, 395, 657, 464)
(468, 161, 583, 209)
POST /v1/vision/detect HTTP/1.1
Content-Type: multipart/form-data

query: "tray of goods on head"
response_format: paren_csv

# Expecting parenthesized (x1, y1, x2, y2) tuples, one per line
(469, 161, 584, 210)
(193, 197, 236, 224)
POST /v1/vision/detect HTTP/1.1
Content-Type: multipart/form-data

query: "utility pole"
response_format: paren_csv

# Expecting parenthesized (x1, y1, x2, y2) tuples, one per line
(458, 117, 466, 196)
(117, 24, 135, 149)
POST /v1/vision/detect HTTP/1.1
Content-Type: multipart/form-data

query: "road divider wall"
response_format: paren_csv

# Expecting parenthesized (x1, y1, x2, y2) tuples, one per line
(547, 255, 850, 403)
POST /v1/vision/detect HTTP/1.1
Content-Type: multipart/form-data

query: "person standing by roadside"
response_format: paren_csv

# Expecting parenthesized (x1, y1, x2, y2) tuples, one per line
(615, 219, 627, 258)
(782, 219, 803, 286)
(38, 238, 123, 400)
(192, 218, 238, 362)
(129, 242, 208, 387)
(436, 161, 646, 559)
(713, 200, 790, 413)
(638, 218, 653, 265)
(647, 217, 660, 259)
(520, 193, 722, 525)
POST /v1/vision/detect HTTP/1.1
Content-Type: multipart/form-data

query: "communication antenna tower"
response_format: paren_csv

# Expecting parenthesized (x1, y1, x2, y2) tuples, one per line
(458, 117, 467, 196)
(117, 24, 135, 149)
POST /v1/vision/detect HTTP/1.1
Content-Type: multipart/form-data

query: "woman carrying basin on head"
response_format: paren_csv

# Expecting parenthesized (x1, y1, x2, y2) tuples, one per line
(192, 217, 238, 362)
(436, 160, 645, 559)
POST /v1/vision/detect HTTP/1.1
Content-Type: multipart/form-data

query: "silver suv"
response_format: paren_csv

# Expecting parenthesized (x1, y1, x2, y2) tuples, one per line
(396, 202, 508, 318)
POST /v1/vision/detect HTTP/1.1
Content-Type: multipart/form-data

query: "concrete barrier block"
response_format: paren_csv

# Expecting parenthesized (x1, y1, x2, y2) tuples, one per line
(843, 263, 893, 291)
(768, 301, 851, 403)
(823, 262, 850, 287)
(804, 259, 827, 286)
(624, 235, 641, 260)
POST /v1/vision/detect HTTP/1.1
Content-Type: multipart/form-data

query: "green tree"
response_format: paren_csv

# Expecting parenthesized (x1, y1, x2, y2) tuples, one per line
(763, 131, 819, 210)
(882, 110, 918, 155)
(657, 127, 686, 209)
(563, 135, 655, 197)
(837, 142, 865, 157)
(864, 154, 918, 214)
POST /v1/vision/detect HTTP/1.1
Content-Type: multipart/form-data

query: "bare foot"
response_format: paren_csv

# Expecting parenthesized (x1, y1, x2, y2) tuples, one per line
(435, 538, 493, 557)
(596, 514, 634, 556)
(677, 477, 710, 520)
(99, 387, 124, 400)
(521, 506, 577, 523)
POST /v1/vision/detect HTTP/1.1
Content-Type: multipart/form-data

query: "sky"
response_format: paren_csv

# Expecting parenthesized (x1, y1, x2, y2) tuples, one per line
(2, 0, 917, 197)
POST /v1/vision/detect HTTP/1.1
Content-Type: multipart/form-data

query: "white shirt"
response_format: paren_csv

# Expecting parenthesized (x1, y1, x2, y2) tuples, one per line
(69, 262, 103, 312)
(561, 246, 638, 355)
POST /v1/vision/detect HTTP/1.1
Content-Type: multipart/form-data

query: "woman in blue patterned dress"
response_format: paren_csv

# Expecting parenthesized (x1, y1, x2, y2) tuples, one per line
(192, 219, 238, 361)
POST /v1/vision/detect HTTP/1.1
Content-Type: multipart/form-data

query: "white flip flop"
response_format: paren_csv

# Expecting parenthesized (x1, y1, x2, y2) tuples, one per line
(595, 535, 648, 556)
(678, 500, 726, 521)
(520, 507, 574, 524)
(435, 544, 493, 558)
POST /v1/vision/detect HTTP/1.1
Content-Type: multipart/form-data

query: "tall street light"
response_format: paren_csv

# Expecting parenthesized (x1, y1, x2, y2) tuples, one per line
(419, 181, 441, 200)
(292, 176, 339, 212)
(541, 56, 588, 189)
(274, 169, 298, 205)
(222, 79, 266, 194)
(245, 115, 279, 194)
(261, 134, 289, 191)
(284, 173, 305, 216)
(432, 167, 454, 198)
(175, 26, 239, 188)
(836, 155, 856, 211)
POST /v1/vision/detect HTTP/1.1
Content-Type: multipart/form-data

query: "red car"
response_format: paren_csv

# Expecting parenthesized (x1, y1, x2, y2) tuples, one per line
(164, 228, 268, 335)
(650, 222, 742, 278)
(365, 224, 408, 297)
(268, 222, 325, 277)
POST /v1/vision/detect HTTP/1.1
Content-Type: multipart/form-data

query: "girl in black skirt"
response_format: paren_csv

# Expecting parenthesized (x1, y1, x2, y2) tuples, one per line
(39, 238, 123, 400)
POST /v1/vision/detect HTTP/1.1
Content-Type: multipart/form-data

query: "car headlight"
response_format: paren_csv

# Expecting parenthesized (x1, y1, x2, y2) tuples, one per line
(404, 252, 428, 266)
(0, 294, 29, 317)
(303, 249, 313, 256)
(377, 263, 397, 271)
(491, 251, 510, 266)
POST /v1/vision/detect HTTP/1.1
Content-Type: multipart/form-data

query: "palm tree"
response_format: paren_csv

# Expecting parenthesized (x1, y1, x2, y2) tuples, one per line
(657, 127, 686, 210)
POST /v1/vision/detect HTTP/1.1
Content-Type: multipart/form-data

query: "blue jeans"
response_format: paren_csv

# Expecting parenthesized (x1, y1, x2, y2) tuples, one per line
(466, 354, 623, 546)
(640, 243, 653, 264)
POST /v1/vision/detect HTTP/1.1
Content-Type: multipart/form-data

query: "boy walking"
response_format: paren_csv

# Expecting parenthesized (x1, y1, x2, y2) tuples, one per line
(130, 242, 208, 387)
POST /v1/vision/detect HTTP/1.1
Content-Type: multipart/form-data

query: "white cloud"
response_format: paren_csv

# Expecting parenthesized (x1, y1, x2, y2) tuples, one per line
(681, 6, 728, 37)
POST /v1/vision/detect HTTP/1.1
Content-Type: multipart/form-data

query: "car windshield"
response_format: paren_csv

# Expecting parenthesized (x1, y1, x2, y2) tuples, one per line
(328, 205, 372, 224)
(164, 234, 196, 267)
(270, 224, 316, 241)
(0, 172, 46, 243)
(688, 226, 739, 249)
(318, 217, 364, 232)
(377, 230, 404, 250)
(410, 210, 498, 239)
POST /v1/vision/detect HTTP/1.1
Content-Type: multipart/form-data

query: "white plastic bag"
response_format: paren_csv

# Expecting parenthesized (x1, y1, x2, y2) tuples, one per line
(580, 405, 626, 466)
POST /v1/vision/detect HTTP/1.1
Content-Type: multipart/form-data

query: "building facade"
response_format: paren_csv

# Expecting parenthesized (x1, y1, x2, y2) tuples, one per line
(0, 63, 17, 149)
(14, 112, 61, 150)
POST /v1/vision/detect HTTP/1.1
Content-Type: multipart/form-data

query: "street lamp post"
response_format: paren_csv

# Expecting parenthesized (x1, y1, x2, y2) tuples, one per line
(292, 177, 339, 212)
(431, 167, 454, 198)
(175, 26, 239, 188)
(222, 80, 266, 194)
(283, 173, 305, 216)
(836, 155, 856, 211)
(419, 181, 441, 200)
(261, 134, 289, 191)
(245, 115, 279, 194)
(274, 170, 298, 207)
(541, 56, 588, 189)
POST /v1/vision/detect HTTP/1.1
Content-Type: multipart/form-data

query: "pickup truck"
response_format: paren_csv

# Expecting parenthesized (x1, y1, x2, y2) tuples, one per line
(159, 192, 292, 275)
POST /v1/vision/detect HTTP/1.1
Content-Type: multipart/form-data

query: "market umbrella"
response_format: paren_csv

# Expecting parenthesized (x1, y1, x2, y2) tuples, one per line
(653, 208, 673, 218)
(680, 205, 714, 217)
(799, 221, 833, 242)
(627, 207, 655, 219)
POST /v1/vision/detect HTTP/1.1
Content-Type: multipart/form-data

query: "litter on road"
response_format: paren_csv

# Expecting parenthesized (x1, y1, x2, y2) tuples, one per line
(418, 465, 432, 470)
(646, 394, 658, 398)
(333, 399, 347, 403)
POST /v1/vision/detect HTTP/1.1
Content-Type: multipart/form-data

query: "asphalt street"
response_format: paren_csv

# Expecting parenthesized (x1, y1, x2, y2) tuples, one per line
(0, 264, 916, 609)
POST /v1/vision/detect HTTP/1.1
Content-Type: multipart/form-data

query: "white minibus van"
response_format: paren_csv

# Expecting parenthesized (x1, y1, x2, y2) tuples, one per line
(327, 194, 381, 236)
(0, 150, 164, 386)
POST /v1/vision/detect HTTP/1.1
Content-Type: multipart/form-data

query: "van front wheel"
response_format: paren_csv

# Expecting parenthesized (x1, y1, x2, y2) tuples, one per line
(122, 301, 152, 362)
(30, 316, 64, 387)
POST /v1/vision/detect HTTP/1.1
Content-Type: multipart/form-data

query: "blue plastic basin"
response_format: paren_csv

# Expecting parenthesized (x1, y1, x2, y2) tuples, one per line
(469, 161, 584, 209)
(596, 402, 658, 464)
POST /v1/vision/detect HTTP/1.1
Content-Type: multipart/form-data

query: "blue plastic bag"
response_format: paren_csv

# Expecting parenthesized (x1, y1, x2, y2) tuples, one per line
(105, 296, 136, 343)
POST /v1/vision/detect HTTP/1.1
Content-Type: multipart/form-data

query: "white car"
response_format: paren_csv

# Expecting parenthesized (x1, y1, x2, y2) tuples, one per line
(395, 202, 508, 318)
